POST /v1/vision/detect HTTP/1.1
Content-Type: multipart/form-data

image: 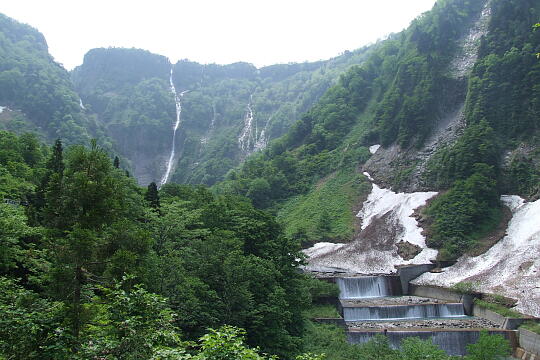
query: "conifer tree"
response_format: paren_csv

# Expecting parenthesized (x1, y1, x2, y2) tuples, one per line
(41, 139, 66, 229)
(113, 156, 120, 169)
(145, 182, 160, 210)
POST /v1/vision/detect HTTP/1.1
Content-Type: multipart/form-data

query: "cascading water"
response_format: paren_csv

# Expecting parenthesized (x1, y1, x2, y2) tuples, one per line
(343, 303, 466, 321)
(160, 68, 186, 187)
(337, 277, 395, 299)
(254, 114, 273, 151)
(201, 103, 217, 146)
(238, 95, 255, 152)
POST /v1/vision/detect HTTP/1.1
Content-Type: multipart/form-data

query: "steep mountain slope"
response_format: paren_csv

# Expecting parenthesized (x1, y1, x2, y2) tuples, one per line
(72, 48, 175, 184)
(217, 0, 540, 265)
(0, 14, 103, 146)
(72, 46, 375, 185)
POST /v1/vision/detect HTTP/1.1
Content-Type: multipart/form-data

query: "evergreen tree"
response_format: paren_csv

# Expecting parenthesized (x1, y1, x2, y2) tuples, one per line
(41, 139, 66, 229)
(113, 156, 120, 169)
(145, 182, 160, 210)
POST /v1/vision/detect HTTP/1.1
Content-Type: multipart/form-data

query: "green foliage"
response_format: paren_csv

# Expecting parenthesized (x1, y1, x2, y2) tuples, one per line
(520, 320, 540, 335)
(278, 169, 371, 243)
(80, 278, 184, 360)
(452, 281, 477, 294)
(0, 277, 71, 360)
(145, 181, 160, 209)
(465, 330, 511, 360)
(425, 164, 501, 260)
(301, 322, 362, 360)
(194, 326, 270, 360)
(303, 305, 341, 319)
(474, 299, 524, 318)
(306, 277, 340, 301)
(425, 121, 499, 188)
(399, 337, 449, 360)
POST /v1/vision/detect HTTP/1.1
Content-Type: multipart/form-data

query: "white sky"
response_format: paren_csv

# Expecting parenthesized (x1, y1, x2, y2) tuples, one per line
(2, 0, 437, 70)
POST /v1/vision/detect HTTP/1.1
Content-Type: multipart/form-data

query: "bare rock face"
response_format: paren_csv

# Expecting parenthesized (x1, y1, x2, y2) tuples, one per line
(396, 241, 422, 261)
(363, 2, 492, 193)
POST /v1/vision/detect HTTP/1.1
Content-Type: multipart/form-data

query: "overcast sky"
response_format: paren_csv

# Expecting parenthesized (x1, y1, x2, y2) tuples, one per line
(2, 0, 437, 70)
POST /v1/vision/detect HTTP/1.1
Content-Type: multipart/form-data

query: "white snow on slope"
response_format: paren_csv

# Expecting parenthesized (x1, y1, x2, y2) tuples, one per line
(369, 144, 381, 154)
(0, 106, 5, 114)
(303, 174, 438, 274)
(414, 196, 540, 317)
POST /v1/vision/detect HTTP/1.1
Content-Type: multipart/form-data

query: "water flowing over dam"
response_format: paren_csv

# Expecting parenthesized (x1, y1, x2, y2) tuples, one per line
(337, 277, 399, 299)
(343, 303, 466, 322)
(330, 274, 515, 356)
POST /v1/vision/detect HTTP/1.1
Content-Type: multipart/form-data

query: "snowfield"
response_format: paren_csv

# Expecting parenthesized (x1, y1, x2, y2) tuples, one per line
(414, 196, 540, 317)
(303, 174, 438, 274)
(369, 144, 381, 154)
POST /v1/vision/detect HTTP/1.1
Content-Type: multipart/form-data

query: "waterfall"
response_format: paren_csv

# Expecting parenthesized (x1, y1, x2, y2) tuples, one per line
(238, 95, 255, 152)
(160, 68, 186, 187)
(337, 277, 396, 299)
(343, 303, 465, 321)
(201, 103, 217, 145)
(254, 113, 274, 151)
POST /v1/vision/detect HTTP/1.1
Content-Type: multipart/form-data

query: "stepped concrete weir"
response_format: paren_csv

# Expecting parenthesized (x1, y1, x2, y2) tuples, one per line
(333, 274, 518, 355)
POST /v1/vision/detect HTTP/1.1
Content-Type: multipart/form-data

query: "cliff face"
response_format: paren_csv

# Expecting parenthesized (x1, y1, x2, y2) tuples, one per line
(71, 47, 375, 185)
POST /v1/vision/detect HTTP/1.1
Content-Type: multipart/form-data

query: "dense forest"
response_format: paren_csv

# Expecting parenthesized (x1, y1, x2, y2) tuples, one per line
(0, 131, 322, 358)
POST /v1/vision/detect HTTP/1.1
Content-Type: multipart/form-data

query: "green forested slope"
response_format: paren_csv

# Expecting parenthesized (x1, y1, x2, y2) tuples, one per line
(0, 14, 103, 145)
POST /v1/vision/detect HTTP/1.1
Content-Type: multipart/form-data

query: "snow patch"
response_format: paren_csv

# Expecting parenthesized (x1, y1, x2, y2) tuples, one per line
(303, 242, 345, 258)
(363, 171, 374, 182)
(414, 196, 540, 317)
(0, 106, 5, 114)
(358, 182, 438, 249)
(79, 99, 85, 110)
(369, 144, 381, 154)
(303, 173, 438, 274)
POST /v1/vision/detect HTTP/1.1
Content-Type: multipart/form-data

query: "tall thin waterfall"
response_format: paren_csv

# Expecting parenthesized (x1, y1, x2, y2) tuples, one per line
(238, 95, 255, 152)
(160, 68, 185, 187)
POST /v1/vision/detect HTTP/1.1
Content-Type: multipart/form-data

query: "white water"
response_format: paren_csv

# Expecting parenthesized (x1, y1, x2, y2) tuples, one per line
(414, 196, 540, 317)
(238, 95, 255, 152)
(369, 144, 381, 154)
(303, 173, 438, 274)
(200, 104, 217, 146)
(160, 68, 186, 187)
(79, 99, 85, 110)
(254, 114, 272, 151)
